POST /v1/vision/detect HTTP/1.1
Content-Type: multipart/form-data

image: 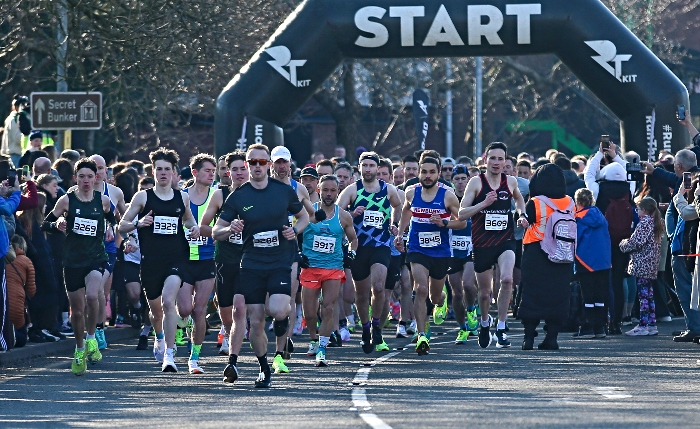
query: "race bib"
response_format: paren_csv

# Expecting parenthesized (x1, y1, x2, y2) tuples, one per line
(451, 236, 472, 253)
(312, 235, 335, 254)
(186, 231, 208, 246)
(73, 217, 98, 236)
(288, 214, 295, 227)
(253, 230, 279, 248)
(485, 213, 508, 231)
(153, 216, 179, 235)
(419, 231, 441, 247)
(228, 231, 243, 245)
(363, 210, 384, 229)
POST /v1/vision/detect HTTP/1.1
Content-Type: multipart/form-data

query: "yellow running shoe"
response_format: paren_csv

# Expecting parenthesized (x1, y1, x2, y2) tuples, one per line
(432, 289, 448, 325)
(85, 338, 102, 364)
(72, 348, 87, 376)
(175, 328, 187, 346)
(375, 340, 390, 352)
(415, 334, 430, 355)
(272, 354, 290, 374)
(455, 329, 469, 344)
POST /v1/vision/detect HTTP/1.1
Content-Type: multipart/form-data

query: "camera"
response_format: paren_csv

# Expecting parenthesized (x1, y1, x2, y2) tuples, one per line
(601, 135, 610, 150)
(626, 162, 643, 182)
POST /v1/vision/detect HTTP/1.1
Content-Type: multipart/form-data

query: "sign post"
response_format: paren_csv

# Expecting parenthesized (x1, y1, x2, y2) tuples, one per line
(30, 92, 102, 130)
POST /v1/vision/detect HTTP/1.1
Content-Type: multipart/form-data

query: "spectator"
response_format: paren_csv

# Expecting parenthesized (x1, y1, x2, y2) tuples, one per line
(334, 145, 346, 159)
(32, 156, 52, 177)
(18, 131, 44, 169)
(555, 156, 585, 198)
(42, 145, 58, 163)
(5, 235, 35, 348)
(1, 95, 31, 168)
(0, 174, 21, 351)
(516, 160, 532, 180)
(53, 158, 74, 190)
(100, 147, 119, 166)
(59, 149, 81, 167)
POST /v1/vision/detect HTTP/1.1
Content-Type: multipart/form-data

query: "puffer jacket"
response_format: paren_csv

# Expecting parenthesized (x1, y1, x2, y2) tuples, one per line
(5, 248, 36, 329)
(619, 215, 660, 280)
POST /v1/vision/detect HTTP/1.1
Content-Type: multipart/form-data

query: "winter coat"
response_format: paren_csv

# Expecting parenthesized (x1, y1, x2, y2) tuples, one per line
(563, 169, 586, 199)
(5, 248, 35, 329)
(23, 218, 57, 309)
(619, 215, 660, 280)
(574, 206, 612, 272)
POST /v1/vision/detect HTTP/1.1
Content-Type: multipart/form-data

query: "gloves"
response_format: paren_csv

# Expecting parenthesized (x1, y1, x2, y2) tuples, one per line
(343, 250, 356, 269)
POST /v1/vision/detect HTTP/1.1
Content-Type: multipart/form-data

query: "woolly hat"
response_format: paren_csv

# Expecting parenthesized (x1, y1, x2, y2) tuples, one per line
(600, 162, 626, 182)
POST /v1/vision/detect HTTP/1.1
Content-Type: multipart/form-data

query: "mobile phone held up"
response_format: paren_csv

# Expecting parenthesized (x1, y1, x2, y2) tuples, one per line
(684, 172, 692, 190)
(601, 135, 610, 150)
(678, 105, 686, 121)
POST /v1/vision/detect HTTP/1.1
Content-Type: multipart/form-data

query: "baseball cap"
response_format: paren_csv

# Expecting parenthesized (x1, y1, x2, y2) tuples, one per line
(300, 167, 319, 179)
(271, 146, 292, 162)
(443, 157, 455, 164)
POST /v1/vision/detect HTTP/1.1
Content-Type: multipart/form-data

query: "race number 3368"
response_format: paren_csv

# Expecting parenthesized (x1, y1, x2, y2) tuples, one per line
(485, 213, 508, 231)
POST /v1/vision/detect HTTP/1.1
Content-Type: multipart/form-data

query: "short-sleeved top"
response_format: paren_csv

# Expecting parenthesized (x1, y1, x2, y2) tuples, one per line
(184, 186, 215, 261)
(137, 189, 189, 264)
(351, 179, 392, 248)
(64, 190, 108, 268)
(472, 173, 514, 248)
(214, 186, 243, 264)
(219, 178, 303, 270)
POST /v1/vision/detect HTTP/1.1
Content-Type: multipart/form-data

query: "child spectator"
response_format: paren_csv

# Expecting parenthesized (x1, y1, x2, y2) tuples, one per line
(5, 235, 35, 347)
(620, 197, 664, 336)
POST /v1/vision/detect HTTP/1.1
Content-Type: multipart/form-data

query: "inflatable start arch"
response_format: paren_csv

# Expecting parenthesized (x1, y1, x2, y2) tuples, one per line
(216, 0, 690, 160)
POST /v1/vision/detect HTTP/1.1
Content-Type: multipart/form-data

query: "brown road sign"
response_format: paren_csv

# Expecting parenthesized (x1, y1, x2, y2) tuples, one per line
(30, 92, 102, 130)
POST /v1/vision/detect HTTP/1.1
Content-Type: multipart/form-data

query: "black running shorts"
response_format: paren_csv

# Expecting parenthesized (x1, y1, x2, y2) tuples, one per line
(406, 252, 450, 280)
(181, 259, 216, 285)
(238, 268, 292, 305)
(215, 262, 241, 308)
(447, 255, 473, 275)
(384, 254, 403, 290)
(123, 261, 141, 284)
(64, 263, 106, 293)
(351, 246, 391, 282)
(140, 259, 185, 301)
(472, 240, 516, 274)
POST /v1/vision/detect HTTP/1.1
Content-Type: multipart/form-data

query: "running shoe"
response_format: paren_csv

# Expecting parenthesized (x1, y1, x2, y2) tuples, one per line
(219, 337, 229, 356)
(223, 364, 239, 383)
(647, 326, 659, 336)
(114, 315, 129, 328)
(339, 327, 351, 342)
(85, 338, 102, 363)
(307, 340, 319, 356)
(188, 359, 204, 374)
(72, 348, 87, 376)
(329, 331, 342, 347)
(60, 322, 74, 336)
(478, 315, 493, 348)
(361, 328, 373, 354)
(406, 320, 417, 335)
(411, 333, 418, 344)
(272, 354, 289, 374)
(267, 321, 274, 332)
(175, 328, 187, 346)
(466, 308, 479, 332)
(455, 329, 469, 344)
(136, 335, 148, 351)
(432, 293, 448, 325)
(383, 318, 392, 328)
(315, 348, 328, 367)
(217, 332, 224, 348)
(495, 329, 511, 348)
(95, 328, 108, 349)
(415, 334, 430, 355)
(347, 324, 355, 334)
(625, 325, 649, 336)
(282, 337, 294, 360)
(292, 317, 303, 336)
(153, 339, 165, 363)
(254, 370, 272, 388)
(375, 340, 389, 352)
(371, 326, 384, 349)
(162, 351, 178, 372)
(40, 329, 60, 342)
(396, 324, 408, 338)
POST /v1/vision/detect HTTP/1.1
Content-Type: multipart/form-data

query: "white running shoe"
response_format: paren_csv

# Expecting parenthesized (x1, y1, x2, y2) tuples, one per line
(292, 317, 303, 336)
(188, 359, 204, 374)
(647, 326, 659, 336)
(162, 351, 178, 372)
(307, 341, 319, 356)
(396, 324, 408, 338)
(153, 339, 165, 363)
(339, 327, 351, 342)
(267, 322, 274, 332)
(406, 320, 417, 335)
(625, 325, 649, 336)
(219, 337, 229, 356)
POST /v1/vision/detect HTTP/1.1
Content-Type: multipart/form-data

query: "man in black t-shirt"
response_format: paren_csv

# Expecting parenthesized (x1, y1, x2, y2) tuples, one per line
(213, 143, 309, 388)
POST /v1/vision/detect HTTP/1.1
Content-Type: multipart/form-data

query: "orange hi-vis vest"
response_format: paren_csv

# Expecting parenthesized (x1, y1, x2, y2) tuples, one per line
(523, 196, 574, 245)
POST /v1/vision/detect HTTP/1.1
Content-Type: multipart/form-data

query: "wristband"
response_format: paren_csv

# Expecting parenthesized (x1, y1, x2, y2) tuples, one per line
(442, 219, 449, 228)
(292, 226, 298, 235)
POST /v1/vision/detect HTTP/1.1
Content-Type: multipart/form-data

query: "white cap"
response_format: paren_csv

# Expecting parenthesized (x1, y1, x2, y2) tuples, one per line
(271, 146, 291, 162)
(601, 162, 627, 182)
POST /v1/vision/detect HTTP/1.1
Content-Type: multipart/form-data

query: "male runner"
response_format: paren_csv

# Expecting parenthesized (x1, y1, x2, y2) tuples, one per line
(177, 154, 218, 374)
(300, 167, 320, 204)
(337, 152, 401, 354)
(334, 161, 357, 339)
(118, 148, 200, 372)
(44, 159, 115, 375)
(446, 164, 478, 344)
(300, 175, 357, 365)
(395, 157, 464, 354)
(458, 142, 527, 349)
(213, 144, 309, 387)
(216, 154, 232, 187)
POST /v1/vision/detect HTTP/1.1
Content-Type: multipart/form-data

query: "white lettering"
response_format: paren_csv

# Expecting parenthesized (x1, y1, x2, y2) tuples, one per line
(422, 5, 464, 46)
(505, 4, 540, 44)
(255, 124, 263, 144)
(467, 5, 504, 45)
(389, 6, 425, 47)
(355, 7, 388, 48)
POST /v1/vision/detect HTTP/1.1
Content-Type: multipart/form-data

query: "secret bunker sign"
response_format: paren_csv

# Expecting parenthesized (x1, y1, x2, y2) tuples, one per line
(31, 92, 102, 130)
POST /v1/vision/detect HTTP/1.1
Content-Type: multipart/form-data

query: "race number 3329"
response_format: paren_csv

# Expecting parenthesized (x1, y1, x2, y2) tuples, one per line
(485, 213, 508, 231)
(153, 216, 178, 234)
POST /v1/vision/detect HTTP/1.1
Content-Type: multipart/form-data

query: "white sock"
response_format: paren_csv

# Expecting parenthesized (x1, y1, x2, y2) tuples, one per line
(219, 325, 226, 335)
(497, 320, 506, 330)
(319, 336, 330, 348)
(347, 315, 355, 326)
(133, 301, 141, 309)
(62, 312, 69, 324)
(86, 333, 96, 340)
(481, 319, 490, 328)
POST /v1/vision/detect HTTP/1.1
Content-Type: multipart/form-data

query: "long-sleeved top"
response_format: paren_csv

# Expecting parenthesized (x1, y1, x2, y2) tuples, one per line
(6, 248, 36, 329)
(653, 165, 700, 238)
(17, 180, 38, 212)
(575, 206, 612, 272)
(583, 151, 628, 201)
(619, 215, 660, 279)
(0, 191, 21, 257)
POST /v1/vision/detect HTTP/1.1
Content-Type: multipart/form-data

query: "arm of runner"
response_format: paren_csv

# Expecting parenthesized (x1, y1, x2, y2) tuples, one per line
(511, 176, 529, 228)
(118, 191, 147, 233)
(458, 176, 494, 220)
(394, 187, 414, 252)
(340, 210, 358, 252)
(181, 191, 200, 239)
(111, 185, 128, 219)
(297, 184, 316, 216)
(440, 191, 467, 229)
(337, 183, 359, 215)
(42, 194, 69, 232)
(199, 189, 223, 237)
(102, 194, 117, 242)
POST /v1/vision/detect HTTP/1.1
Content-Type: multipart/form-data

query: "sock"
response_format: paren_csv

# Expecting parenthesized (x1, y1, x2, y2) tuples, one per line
(362, 321, 371, 331)
(141, 325, 151, 336)
(97, 323, 104, 330)
(228, 354, 238, 366)
(62, 312, 69, 324)
(339, 319, 347, 328)
(460, 322, 468, 330)
(347, 315, 355, 326)
(467, 305, 476, 312)
(273, 317, 289, 337)
(156, 331, 164, 340)
(165, 347, 174, 356)
(219, 325, 225, 335)
(133, 301, 141, 309)
(371, 317, 380, 328)
(296, 303, 303, 318)
(257, 354, 270, 372)
(497, 320, 506, 330)
(86, 334, 96, 340)
(319, 335, 330, 349)
(480, 319, 490, 328)
(76, 346, 85, 352)
(190, 344, 202, 360)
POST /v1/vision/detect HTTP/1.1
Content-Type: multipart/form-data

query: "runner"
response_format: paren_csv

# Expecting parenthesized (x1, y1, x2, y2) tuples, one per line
(212, 143, 309, 388)
(118, 148, 201, 372)
(43, 159, 114, 375)
(216, 154, 232, 187)
(395, 157, 464, 355)
(334, 161, 357, 339)
(458, 142, 527, 349)
(300, 175, 357, 366)
(446, 164, 478, 344)
(337, 151, 401, 354)
(177, 154, 218, 374)
(300, 167, 320, 204)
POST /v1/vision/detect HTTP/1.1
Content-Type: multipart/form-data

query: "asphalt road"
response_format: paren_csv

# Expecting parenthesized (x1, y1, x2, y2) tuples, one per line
(1, 318, 699, 428)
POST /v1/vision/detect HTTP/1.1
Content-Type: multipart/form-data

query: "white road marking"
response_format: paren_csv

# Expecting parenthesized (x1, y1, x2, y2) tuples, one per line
(350, 350, 403, 428)
(591, 386, 632, 399)
(360, 413, 393, 429)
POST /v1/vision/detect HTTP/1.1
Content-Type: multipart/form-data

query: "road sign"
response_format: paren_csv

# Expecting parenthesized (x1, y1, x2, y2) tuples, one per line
(30, 92, 102, 130)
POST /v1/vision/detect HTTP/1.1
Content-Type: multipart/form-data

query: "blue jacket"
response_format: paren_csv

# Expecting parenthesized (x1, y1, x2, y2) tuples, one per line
(0, 191, 21, 257)
(575, 206, 612, 272)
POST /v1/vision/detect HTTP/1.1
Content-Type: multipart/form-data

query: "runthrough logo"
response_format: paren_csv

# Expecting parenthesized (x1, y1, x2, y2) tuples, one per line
(584, 40, 636, 83)
(265, 46, 311, 88)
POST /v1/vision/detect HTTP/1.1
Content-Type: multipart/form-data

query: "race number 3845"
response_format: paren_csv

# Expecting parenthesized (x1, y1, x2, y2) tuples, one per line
(485, 213, 508, 231)
(419, 231, 441, 247)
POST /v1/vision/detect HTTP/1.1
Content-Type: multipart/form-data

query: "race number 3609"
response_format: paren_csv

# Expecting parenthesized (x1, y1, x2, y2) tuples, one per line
(485, 213, 508, 231)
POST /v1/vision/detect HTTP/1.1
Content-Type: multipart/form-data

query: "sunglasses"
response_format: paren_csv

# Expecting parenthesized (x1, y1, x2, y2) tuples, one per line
(246, 159, 269, 166)
(441, 166, 453, 171)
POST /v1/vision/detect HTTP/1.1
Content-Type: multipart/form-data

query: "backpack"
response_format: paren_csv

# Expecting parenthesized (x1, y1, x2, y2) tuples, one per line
(604, 195, 633, 245)
(538, 196, 577, 263)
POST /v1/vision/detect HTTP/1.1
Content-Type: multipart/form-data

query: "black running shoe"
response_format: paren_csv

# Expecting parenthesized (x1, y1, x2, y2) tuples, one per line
(254, 370, 272, 388)
(478, 324, 492, 349)
(371, 326, 383, 347)
(223, 364, 239, 383)
(136, 335, 148, 350)
(328, 330, 341, 347)
(495, 329, 511, 348)
(361, 328, 373, 354)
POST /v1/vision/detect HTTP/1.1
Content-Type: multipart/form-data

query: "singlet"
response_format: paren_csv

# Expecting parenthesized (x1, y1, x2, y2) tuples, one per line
(451, 193, 472, 258)
(103, 182, 117, 254)
(471, 173, 514, 248)
(214, 186, 243, 264)
(124, 212, 141, 264)
(288, 179, 299, 226)
(137, 188, 189, 263)
(351, 179, 392, 248)
(407, 185, 452, 258)
(64, 190, 108, 268)
(302, 204, 344, 269)
(184, 186, 215, 261)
